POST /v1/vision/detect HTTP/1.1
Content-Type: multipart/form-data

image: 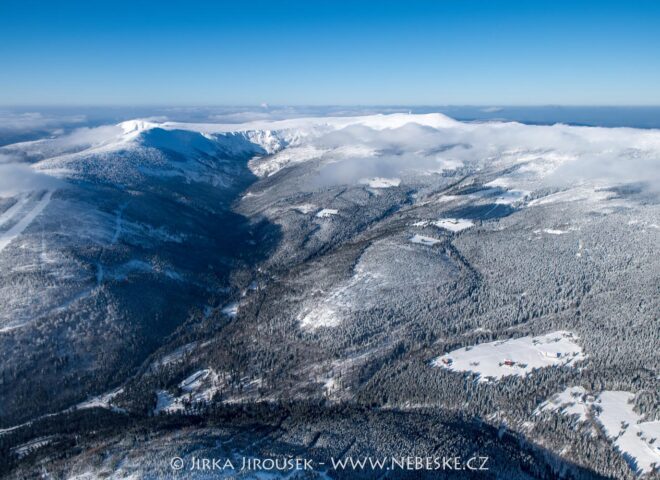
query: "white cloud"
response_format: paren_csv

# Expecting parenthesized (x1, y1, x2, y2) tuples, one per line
(0, 110, 86, 135)
(52, 125, 124, 148)
(481, 106, 503, 113)
(306, 120, 660, 194)
(0, 162, 62, 196)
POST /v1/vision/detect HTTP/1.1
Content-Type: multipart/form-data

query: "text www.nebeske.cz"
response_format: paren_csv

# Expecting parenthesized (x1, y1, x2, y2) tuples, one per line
(177, 455, 489, 472)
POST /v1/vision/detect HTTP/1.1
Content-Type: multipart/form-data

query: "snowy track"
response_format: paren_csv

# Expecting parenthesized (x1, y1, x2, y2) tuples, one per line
(0, 194, 31, 228)
(0, 190, 53, 253)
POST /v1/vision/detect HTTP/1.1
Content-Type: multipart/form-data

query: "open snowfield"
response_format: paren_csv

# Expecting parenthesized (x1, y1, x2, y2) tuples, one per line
(433, 218, 474, 232)
(316, 208, 338, 218)
(595, 392, 660, 475)
(433, 331, 585, 381)
(410, 234, 441, 246)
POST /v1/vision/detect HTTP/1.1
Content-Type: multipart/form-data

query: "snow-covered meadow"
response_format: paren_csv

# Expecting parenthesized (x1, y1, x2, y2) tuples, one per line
(433, 331, 585, 381)
(538, 388, 660, 474)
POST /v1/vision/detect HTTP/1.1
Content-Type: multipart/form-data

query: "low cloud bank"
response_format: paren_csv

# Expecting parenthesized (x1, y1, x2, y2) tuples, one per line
(52, 125, 124, 149)
(0, 110, 86, 132)
(2, 111, 658, 196)
(308, 120, 660, 193)
(0, 161, 62, 196)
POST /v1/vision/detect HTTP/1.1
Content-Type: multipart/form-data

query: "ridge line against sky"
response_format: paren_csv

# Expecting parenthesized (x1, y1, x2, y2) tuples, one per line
(1, 0, 659, 106)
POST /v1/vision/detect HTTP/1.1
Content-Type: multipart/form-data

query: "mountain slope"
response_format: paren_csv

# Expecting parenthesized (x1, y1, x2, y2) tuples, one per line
(0, 113, 658, 479)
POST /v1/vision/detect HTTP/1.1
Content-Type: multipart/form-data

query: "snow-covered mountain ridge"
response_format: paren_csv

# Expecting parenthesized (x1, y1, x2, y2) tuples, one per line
(0, 111, 658, 479)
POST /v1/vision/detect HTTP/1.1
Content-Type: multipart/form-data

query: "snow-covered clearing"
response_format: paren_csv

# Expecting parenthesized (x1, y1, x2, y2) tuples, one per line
(536, 386, 591, 422)
(323, 377, 340, 396)
(76, 388, 125, 413)
(316, 208, 338, 218)
(299, 303, 342, 330)
(433, 331, 584, 381)
(221, 302, 239, 317)
(433, 218, 474, 232)
(359, 177, 401, 188)
(298, 259, 379, 331)
(410, 234, 441, 246)
(596, 391, 660, 475)
(155, 369, 223, 414)
(434, 195, 461, 204)
(291, 203, 316, 214)
(485, 178, 512, 189)
(0, 190, 53, 253)
(538, 388, 660, 475)
(493, 189, 530, 205)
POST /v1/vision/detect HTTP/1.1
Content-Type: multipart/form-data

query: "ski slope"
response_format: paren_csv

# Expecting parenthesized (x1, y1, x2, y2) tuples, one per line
(0, 190, 53, 254)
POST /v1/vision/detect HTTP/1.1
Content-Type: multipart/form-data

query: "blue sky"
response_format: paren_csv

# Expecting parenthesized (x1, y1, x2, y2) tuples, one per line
(1, 0, 659, 106)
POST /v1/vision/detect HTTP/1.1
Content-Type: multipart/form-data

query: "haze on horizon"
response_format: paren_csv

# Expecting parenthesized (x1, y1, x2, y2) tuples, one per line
(1, 0, 660, 107)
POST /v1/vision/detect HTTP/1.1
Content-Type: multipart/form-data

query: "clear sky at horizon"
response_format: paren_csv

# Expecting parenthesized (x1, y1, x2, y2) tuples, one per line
(1, 0, 659, 106)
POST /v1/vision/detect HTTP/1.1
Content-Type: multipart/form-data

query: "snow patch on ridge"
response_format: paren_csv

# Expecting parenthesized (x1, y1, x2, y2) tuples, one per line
(118, 119, 160, 136)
